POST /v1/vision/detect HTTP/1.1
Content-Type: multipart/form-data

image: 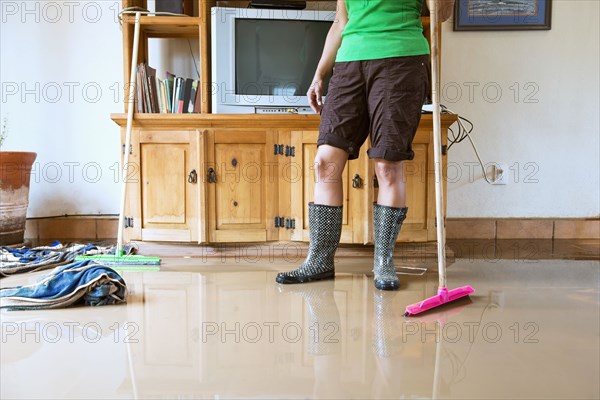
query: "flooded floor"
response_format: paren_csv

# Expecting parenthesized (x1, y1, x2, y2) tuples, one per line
(1, 252, 599, 399)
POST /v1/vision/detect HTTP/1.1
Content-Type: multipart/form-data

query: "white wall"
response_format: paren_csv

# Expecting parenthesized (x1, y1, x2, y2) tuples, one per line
(1, 0, 124, 217)
(1, 0, 598, 219)
(442, 0, 600, 218)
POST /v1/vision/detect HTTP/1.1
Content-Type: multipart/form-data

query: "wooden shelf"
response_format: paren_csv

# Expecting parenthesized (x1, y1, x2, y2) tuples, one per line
(122, 15, 200, 38)
(110, 113, 457, 129)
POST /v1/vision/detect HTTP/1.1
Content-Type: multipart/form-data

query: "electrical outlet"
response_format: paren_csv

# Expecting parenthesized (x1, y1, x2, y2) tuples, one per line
(491, 163, 508, 185)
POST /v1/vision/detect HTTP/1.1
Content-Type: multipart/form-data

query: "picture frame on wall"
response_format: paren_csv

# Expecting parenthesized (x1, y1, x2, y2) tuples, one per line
(454, 0, 552, 31)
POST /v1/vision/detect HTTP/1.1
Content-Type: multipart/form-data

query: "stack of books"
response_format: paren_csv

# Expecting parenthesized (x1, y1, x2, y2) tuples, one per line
(135, 63, 201, 113)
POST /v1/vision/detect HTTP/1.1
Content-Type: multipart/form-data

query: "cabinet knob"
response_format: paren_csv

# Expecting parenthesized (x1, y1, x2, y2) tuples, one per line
(233, 201, 238, 207)
(231, 158, 238, 167)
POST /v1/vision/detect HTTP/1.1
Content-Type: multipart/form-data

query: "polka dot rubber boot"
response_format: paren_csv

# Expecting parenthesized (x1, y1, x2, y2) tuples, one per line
(373, 204, 408, 291)
(276, 203, 343, 284)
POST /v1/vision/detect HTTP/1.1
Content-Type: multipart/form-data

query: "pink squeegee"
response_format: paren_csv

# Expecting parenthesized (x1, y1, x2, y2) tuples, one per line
(404, 2, 475, 317)
(404, 286, 475, 317)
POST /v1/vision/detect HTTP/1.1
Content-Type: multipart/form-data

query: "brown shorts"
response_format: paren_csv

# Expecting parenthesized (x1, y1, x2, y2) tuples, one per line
(318, 54, 430, 161)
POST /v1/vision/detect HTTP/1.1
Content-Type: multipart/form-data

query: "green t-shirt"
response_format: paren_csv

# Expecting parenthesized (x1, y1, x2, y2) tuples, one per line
(336, 0, 430, 62)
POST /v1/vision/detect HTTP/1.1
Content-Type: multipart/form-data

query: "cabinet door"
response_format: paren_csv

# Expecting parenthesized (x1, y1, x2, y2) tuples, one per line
(205, 129, 278, 242)
(124, 129, 202, 243)
(288, 131, 369, 244)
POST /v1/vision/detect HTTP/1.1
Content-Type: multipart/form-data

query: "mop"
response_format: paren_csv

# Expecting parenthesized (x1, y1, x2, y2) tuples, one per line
(77, 12, 160, 268)
(404, 1, 473, 316)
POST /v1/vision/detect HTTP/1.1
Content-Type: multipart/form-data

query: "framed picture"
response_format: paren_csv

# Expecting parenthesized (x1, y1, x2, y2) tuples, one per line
(454, 0, 552, 31)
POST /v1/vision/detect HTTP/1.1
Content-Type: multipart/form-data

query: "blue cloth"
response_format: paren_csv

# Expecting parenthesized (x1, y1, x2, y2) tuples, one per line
(0, 242, 127, 277)
(0, 260, 127, 310)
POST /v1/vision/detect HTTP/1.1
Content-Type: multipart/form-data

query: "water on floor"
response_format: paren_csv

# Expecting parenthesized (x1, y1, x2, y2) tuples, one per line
(1, 257, 599, 399)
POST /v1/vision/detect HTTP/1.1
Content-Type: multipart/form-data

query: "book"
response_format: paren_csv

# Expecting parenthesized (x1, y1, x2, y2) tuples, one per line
(135, 65, 144, 113)
(133, 65, 201, 113)
(165, 72, 175, 113)
(146, 65, 159, 113)
(157, 79, 166, 114)
(181, 78, 193, 114)
(193, 80, 202, 113)
(189, 80, 198, 113)
(174, 77, 184, 113)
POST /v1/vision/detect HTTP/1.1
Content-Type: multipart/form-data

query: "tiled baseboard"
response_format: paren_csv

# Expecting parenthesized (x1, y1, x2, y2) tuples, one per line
(25, 217, 118, 241)
(446, 218, 599, 240)
(24, 216, 599, 241)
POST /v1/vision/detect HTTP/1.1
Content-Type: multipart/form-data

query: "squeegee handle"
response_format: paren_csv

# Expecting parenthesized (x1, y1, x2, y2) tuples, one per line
(428, 1, 447, 289)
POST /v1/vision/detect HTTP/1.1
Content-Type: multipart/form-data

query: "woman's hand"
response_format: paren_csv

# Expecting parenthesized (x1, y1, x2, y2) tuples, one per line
(308, 78, 325, 114)
(307, 0, 347, 114)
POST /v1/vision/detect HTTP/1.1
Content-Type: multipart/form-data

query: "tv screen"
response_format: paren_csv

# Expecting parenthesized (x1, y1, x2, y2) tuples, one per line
(235, 19, 331, 97)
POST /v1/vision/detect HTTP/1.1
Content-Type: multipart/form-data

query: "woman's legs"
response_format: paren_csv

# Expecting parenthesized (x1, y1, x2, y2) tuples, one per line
(275, 145, 348, 284)
(372, 158, 409, 290)
(374, 159, 406, 207)
(314, 145, 349, 206)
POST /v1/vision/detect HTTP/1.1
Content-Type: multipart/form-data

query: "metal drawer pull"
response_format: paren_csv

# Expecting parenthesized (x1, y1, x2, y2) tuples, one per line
(352, 174, 363, 189)
(188, 169, 197, 184)
(207, 168, 217, 183)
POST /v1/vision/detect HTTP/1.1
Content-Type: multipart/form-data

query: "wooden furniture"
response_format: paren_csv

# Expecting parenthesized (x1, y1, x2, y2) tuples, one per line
(113, 113, 456, 244)
(115, 0, 456, 244)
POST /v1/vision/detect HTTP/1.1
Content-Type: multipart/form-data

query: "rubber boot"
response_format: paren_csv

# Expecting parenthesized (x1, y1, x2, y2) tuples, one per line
(373, 204, 408, 290)
(276, 203, 343, 284)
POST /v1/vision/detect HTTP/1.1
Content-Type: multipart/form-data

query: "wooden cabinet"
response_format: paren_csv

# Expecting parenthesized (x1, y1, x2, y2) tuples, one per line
(115, 1, 451, 245)
(123, 129, 202, 243)
(116, 114, 454, 244)
(205, 129, 279, 243)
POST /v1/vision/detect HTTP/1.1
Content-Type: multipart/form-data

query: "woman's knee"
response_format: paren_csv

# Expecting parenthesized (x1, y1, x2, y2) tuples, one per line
(314, 145, 348, 180)
(374, 159, 404, 186)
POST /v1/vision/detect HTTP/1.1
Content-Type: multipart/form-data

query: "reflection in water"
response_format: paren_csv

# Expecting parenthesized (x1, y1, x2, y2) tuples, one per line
(2, 259, 599, 399)
(279, 280, 342, 399)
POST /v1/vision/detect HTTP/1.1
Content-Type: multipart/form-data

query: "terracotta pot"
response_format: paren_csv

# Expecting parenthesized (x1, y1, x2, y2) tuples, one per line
(0, 151, 37, 245)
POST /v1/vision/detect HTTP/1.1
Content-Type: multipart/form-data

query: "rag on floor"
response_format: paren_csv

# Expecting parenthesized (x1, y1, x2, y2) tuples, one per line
(0, 241, 129, 277)
(0, 260, 127, 311)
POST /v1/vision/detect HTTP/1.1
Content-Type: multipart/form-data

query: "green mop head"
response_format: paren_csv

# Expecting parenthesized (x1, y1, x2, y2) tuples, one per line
(75, 251, 160, 270)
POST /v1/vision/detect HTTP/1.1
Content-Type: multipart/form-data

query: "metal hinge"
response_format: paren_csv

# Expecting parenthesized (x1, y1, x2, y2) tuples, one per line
(273, 144, 295, 157)
(274, 216, 285, 228)
(122, 144, 133, 155)
(124, 217, 134, 228)
(274, 217, 295, 229)
(285, 218, 296, 230)
(284, 145, 295, 157)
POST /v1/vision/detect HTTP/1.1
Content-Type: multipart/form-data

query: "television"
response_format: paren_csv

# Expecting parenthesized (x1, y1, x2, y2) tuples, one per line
(211, 7, 334, 114)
